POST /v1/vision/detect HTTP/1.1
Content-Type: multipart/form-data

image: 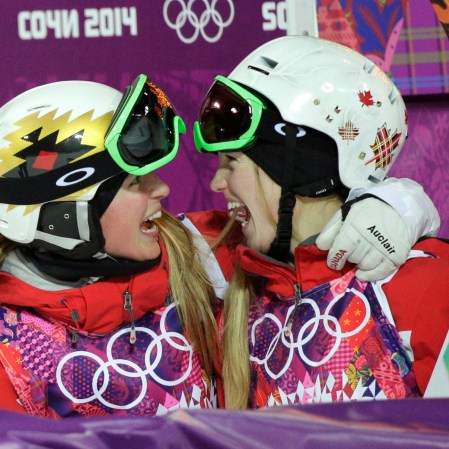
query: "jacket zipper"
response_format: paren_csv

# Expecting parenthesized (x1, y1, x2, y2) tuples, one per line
(284, 282, 302, 336)
(242, 249, 305, 335)
(59, 297, 80, 344)
(123, 289, 137, 344)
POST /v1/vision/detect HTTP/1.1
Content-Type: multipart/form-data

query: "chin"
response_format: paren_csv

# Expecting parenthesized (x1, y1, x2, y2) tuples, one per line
(142, 245, 162, 261)
(247, 238, 271, 254)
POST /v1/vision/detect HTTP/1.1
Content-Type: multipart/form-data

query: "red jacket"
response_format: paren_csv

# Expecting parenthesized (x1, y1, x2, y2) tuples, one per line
(0, 210, 238, 416)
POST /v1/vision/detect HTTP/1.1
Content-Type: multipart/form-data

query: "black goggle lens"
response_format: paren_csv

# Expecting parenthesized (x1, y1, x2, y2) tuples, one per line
(199, 82, 253, 144)
(118, 82, 176, 166)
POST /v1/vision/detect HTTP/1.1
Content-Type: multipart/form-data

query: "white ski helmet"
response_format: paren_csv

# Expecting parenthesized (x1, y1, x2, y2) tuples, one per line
(194, 35, 407, 261)
(194, 35, 408, 190)
(0, 75, 185, 257)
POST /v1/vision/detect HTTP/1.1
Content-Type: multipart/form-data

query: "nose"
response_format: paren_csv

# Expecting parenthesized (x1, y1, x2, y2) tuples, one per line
(210, 153, 231, 193)
(210, 167, 228, 192)
(142, 173, 170, 199)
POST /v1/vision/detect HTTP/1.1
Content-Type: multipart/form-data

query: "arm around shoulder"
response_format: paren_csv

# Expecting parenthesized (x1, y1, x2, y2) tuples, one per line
(351, 177, 441, 241)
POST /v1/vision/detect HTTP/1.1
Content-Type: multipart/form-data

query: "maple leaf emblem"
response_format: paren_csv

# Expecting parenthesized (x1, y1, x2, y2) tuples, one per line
(338, 121, 360, 143)
(365, 123, 401, 170)
(358, 90, 374, 107)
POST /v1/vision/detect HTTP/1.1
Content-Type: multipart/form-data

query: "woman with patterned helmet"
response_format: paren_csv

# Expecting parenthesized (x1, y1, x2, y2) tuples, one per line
(0, 75, 226, 417)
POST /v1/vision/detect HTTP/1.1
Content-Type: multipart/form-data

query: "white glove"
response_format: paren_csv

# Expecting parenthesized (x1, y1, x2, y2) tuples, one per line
(316, 197, 411, 281)
(349, 178, 440, 241)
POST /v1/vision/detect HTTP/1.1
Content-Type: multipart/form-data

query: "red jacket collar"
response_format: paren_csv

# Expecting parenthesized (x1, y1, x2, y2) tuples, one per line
(0, 242, 170, 333)
(237, 244, 354, 297)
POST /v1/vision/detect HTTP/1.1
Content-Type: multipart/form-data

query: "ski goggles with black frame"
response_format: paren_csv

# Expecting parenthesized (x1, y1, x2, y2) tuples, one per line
(193, 75, 280, 153)
(105, 74, 186, 175)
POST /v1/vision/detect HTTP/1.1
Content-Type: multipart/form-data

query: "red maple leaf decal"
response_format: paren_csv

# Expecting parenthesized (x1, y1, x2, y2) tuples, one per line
(358, 90, 374, 107)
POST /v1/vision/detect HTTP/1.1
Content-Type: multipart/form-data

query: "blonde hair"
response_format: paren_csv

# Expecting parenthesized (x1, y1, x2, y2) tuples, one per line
(221, 163, 278, 409)
(156, 210, 219, 377)
(222, 264, 253, 408)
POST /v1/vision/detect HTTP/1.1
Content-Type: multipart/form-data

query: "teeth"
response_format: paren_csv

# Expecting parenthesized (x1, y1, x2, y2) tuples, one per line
(227, 201, 250, 224)
(227, 201, 244, 210)
(141, 210, 162, 233)
(147, 210, 162, 221)
(142, 224, 157, 234)
(227, 201, 241, 210)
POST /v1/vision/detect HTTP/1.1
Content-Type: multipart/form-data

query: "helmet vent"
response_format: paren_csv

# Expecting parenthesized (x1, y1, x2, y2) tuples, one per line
(388, 86, 400, 104)
(247, 56, 278, 76)
(247, 65, 270, 76)
(258, 56, 278, 69)
(27, 104, 52, 112)
(363, 60, 375, 74)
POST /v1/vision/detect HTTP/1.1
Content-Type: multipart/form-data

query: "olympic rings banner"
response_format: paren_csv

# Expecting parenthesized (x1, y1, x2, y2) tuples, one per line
(1, 0, 449, 235)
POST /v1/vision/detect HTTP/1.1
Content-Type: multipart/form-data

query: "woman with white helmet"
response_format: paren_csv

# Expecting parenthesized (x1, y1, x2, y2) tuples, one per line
(194, 36, 449, 408)
(0, 75, 232, 417)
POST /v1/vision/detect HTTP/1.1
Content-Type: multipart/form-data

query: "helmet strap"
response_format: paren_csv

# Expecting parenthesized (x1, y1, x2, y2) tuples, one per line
(31, 201, 106, 259)
(31, 173, 127, 259)
(267, 123, 298, 262)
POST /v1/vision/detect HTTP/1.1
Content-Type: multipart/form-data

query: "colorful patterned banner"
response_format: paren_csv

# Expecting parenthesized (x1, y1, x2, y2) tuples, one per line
(394, 0, 449, 94)
(430, 0, 449, 38)
(316, 0, 449, 95)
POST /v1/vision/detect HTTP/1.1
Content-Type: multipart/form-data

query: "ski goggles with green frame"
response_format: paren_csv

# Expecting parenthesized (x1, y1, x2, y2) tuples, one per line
(193, 75, 267, 153)
(105, 74, 186, 175)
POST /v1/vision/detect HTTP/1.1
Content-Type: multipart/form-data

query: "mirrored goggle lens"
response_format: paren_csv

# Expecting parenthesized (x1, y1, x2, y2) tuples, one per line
(199, 81, 253, 144)
(118, 81, 177, 166)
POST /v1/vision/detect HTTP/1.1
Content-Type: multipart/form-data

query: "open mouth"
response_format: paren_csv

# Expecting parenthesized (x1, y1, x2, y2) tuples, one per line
(141, 210, 162, 233)
(228, 202, 250, 227)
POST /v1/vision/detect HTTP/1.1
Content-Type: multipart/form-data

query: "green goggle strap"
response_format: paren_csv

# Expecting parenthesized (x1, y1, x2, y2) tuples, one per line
(193, 75, 265, 153)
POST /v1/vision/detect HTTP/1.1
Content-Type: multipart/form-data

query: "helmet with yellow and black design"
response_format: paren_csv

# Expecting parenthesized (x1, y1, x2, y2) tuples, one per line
(0, 75, 186, 259)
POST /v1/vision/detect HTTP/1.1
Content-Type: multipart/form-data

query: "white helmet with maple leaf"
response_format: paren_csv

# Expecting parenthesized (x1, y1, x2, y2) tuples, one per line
(228, 35, 408, 189)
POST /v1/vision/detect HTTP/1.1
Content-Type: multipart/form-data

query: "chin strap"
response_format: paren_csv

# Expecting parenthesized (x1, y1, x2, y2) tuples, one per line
(31, 173, 127, 259)
(24, 248, 161, 282)
(268, 123, 297, 262)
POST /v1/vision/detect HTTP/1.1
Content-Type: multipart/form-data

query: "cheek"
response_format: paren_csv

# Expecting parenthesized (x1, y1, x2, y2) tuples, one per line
(100, 196, 133, 241)
(100, 211, 123, 249)
(268, 198, 279, 222)
(261, 180, 281, 220)
(228, 168, 254, 194)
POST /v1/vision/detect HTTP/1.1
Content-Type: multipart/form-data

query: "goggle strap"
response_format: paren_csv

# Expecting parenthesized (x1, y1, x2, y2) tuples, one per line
(341, 193, 377, 222)
(0, 150, 122, 205)
(282, 123, 298, 193)
(255, 108, 285, 144)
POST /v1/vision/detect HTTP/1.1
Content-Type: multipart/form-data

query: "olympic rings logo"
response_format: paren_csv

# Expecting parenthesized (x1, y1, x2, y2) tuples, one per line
(163, 0, 235, 44)
(250, 288, 371, 380)
(56, 303, 194, 410)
